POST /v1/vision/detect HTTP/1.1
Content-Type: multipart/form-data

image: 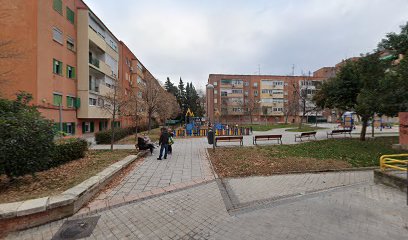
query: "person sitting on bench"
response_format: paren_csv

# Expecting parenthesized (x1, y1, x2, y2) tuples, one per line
(137, 136, 155, 154)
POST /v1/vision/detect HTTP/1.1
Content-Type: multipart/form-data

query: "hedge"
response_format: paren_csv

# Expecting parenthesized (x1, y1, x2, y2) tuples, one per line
(95, 127, 135, 144)
(51, 138, 88, 168)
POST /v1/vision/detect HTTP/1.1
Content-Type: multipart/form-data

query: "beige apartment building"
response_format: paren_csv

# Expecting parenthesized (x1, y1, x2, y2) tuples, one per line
(206, 73, 328, 124)
(1, 0, 158, 135)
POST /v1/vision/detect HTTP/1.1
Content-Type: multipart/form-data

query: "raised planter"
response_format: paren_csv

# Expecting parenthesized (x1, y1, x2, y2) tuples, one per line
(0, 151, 147, 236)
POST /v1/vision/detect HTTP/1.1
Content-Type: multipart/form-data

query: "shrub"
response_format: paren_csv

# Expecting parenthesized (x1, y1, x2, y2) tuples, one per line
(95, 127, 135, 144)
(0, 93, 55, 179)
(51, 138, 88, 167)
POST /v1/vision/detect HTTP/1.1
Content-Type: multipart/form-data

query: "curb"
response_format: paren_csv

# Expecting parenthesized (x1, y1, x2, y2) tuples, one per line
(0, 151, 148, 236)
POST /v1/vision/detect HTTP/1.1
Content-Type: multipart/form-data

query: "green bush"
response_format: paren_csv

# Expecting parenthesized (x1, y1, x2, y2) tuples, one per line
(51, 138, 88, 167)
(0, 93, 55, 179)
(95, 127, 135, 144)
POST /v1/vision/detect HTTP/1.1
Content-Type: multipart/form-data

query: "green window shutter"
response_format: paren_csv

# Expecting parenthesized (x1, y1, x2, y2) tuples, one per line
(75, 97, 81, 108)
(66, 7, 75, 24)
(90, 122, 95, 132)
(72, 67, 76, 78)
(53, 0, 63, 14)
(82, 122, 86, 133)
(66, 66, 69, 77)
(62, 123, 67, 133)
(53, 59, 57, 74)
(66, 96, 69, 107)
(53, 94, 62, 106)
(72, 122, 76, 134)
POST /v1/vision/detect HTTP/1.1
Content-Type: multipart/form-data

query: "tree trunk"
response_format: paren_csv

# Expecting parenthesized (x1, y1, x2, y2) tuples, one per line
(250, 113, 253, 124)
(371, 114, 375, 138)
(148, 112, 152, 133)
(360, 116, 369, 141)
(284, 111, 289, 125)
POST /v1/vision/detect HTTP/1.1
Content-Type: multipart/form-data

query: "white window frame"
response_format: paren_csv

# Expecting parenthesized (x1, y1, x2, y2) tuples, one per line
(53, 27, 63, 44)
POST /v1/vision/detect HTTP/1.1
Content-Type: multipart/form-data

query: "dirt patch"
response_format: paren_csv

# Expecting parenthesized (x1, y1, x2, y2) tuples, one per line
(0, 150, 137, 203)
(208, 147, 352, 178)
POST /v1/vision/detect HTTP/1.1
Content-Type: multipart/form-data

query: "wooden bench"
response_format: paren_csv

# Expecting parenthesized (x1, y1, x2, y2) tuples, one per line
(253, 134, 282, 145)
(327, 129, 352, 138)
(215, 136, 243, 147)
(294, 131, 317, 142)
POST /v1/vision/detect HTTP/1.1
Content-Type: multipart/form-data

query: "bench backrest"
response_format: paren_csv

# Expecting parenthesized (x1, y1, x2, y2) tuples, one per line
(332, 129, 351, 133)
(300, 131, 316, 136)
(216, 136, 243, 140)
(255, 135, 282, 139)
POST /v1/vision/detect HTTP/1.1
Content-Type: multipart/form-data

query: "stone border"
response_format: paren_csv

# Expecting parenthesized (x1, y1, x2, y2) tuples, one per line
(0, 151, 148, 236)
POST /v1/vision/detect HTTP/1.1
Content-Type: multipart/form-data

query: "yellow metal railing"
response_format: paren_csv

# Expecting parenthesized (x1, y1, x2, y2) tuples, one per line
(380, 154, 408, 171)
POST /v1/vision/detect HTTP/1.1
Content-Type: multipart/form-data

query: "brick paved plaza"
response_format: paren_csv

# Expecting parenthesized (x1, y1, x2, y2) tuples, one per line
(6, 138, 408, 240)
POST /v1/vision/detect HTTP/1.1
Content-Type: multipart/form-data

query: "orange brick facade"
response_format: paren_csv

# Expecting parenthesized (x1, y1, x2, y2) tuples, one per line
(1, 0, 157, 136)
(207, 74, 328, 124)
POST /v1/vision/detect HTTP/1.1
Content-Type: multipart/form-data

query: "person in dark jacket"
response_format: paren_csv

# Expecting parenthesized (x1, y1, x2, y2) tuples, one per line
(157, 127, 169, 160)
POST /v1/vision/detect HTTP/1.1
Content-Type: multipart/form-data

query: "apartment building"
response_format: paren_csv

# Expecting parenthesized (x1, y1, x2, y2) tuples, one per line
(1, 0, 157, 136)
(206, 74, 327, 124)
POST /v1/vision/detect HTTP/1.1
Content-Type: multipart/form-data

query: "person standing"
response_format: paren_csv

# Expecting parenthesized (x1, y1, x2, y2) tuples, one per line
(157, 127, 169, 160)
(168, 132, 174, 154)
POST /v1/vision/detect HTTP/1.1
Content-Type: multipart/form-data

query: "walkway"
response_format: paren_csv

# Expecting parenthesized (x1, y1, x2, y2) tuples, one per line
(8, 172, 408, 240)
(84, 138, 214, 212)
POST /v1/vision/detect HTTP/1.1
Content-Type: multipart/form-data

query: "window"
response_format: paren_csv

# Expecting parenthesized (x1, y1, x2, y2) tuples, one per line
(137, 76, 142, 84)
(89, 98, 97, 106)
(232, 89, 243, 94)
(53, 93, 62, 106)
(137, 62, 143, 71)
(66, 96, 75, 108)
(66, 7, 75, 24)
(66, 65, 75, 79)
(213, 81, 218, 86)
(214, 90, 218, 94)
(138, 91, 142, 98)
(254, 90, 258, 96)
(98, 98, 104, 107)
(67, 36, 75, 51)
(254, 82, 258, 87)
(53, 27, 63, 44)
(244, 81, 249, 86)
(221, 91, 227, 97)
(82, 121, 94, 133)
(232, 80, 243, 85)
(63, 122, 75, 135)
(221, 79, 231, 85)
(53, 0, 62, 14)
(244, 91, 249, 96)
(53, 59, 63, 75)
(214, 98, 218, 104)
(89, 76, 99, 92)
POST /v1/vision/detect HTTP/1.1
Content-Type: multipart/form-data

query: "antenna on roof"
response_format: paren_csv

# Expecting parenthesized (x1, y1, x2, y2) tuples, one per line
(292, 64, 295, 76)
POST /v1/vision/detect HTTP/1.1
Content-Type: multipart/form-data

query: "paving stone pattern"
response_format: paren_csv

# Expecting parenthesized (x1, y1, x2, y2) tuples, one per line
(8, 179, 408, 240)
(95, 138, 213, 202)
(225, 171, 373, 205)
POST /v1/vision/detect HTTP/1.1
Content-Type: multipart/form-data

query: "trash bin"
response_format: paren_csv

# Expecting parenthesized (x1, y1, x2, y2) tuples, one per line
(207, 130, 214, 145)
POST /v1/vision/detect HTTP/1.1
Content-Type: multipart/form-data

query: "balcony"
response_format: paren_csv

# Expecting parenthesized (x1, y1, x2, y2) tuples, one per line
(89, 56, 99, 68)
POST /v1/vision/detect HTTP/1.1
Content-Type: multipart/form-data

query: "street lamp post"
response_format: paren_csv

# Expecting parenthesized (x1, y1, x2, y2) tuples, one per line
(206, 84, 216, 151)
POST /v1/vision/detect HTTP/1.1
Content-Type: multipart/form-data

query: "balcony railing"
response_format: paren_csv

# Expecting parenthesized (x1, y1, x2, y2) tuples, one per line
(89, 56, 100, 68)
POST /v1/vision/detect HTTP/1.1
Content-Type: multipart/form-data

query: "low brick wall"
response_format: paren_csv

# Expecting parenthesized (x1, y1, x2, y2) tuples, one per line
(0, 152, 147, 237)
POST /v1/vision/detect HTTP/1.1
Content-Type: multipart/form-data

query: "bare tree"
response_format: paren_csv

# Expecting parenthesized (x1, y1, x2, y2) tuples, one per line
(100, 83, 132, 150)
(244, 98, 260, 124)
(292, 76, 319, 129)
(158, 91, 180, 125)
(142, 75, 162, 132)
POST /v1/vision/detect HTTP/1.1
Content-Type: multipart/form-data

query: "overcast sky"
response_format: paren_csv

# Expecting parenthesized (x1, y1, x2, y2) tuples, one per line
(84, 0, 407, 90)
